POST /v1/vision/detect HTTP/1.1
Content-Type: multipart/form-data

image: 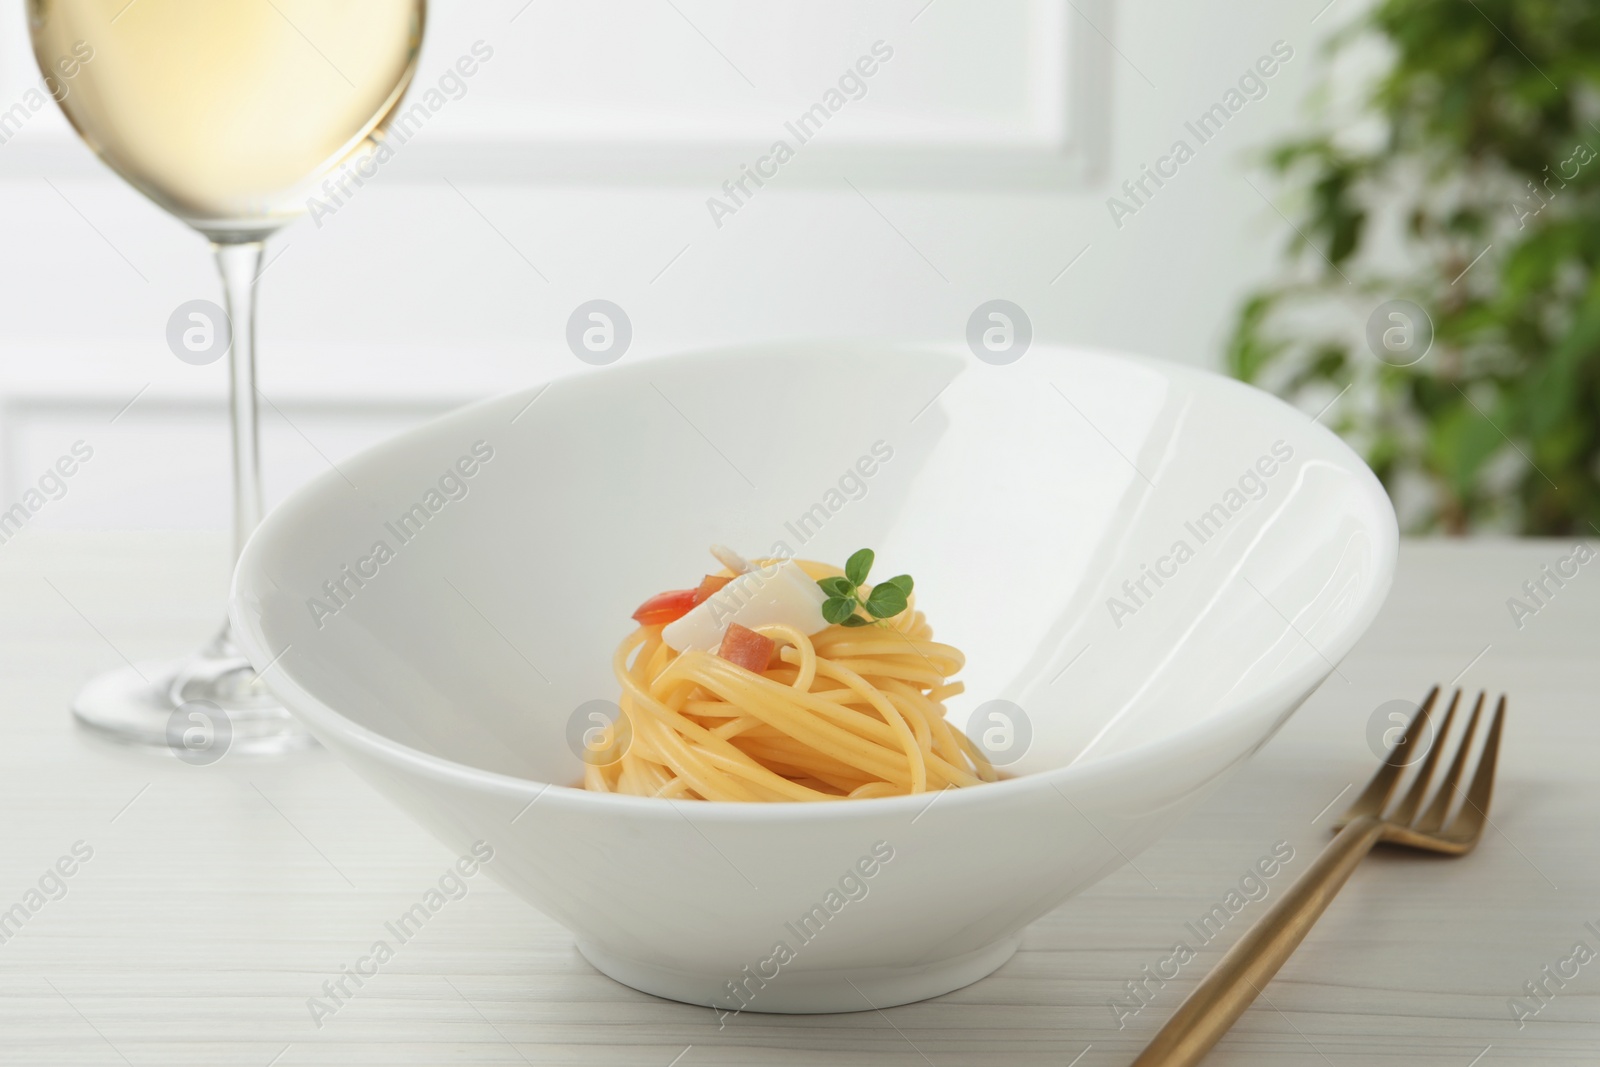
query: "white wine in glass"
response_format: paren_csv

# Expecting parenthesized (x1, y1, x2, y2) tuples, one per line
(30, 0, 425, 753)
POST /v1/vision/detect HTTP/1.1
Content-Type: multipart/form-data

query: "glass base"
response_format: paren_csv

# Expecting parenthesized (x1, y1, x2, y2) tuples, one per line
(71, 628, 316, 759)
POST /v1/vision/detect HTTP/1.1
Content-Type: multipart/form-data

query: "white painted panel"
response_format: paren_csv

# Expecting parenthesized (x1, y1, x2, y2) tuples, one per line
(0, 0, 1363, 531)
(1, 0, 1103, 184)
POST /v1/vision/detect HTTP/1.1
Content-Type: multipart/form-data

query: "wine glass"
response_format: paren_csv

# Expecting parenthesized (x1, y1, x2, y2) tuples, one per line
(30, 0, 425, 753)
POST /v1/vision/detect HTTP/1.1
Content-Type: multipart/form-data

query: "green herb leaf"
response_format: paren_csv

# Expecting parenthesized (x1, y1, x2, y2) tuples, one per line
(817, 575, 854, 598)
(864, 584, 909, 619)
(845, 548, 874, 587)
(840, 614, 873, 627)
(821, 596, 858, 625)
(879, 574, 914, 596)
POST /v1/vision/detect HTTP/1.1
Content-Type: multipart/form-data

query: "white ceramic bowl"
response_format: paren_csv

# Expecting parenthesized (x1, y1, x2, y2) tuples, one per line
(230, 343, 1396, 1013)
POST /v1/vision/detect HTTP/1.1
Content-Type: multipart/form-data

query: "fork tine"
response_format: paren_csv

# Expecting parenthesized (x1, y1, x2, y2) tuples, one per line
(1415, 691, 1484, 833)
(1446, 694, 1506, 840)
(1390, 688, 1460, 824)
(1342, 685, 1440, 821)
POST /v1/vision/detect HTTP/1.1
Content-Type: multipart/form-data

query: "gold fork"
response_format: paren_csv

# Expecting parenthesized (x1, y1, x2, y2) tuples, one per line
(1131, 686, 1506, 1067)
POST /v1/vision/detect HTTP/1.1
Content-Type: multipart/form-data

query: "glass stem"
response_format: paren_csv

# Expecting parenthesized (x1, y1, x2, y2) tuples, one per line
(214, 241, 266, 566)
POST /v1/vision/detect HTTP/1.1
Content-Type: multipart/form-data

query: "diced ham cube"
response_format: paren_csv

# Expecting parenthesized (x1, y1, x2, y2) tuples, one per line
(718, 623, 775, 674)
(695, 574, 732, 600)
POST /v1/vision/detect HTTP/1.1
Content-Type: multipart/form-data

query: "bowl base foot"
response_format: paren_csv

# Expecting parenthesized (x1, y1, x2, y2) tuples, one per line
(575, 934, 1022, 1015)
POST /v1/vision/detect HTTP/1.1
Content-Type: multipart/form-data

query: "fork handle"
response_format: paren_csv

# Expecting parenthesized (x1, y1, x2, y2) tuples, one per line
(1130, 816, 1386, 1067)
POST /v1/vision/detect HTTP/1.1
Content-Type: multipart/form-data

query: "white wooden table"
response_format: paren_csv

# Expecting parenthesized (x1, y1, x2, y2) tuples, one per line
(1, 533, 1595, 1066)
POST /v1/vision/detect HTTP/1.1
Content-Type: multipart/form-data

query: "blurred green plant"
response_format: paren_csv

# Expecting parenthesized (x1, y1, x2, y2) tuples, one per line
(1228, 0, 1600, 534)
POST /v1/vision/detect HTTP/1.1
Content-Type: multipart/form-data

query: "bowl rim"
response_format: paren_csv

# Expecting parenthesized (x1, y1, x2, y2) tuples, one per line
(229, 340, 1398, 823)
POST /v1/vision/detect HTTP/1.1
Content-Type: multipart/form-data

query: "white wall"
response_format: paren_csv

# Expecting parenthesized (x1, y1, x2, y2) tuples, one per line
(0, 0, 1358, 531)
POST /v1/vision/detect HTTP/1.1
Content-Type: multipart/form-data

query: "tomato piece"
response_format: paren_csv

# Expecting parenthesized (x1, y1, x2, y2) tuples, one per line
(632, 574, 737, 626)
(718, 622, 776, 674)
(694, 574, 733, 603)
(631, 588, 699, 625)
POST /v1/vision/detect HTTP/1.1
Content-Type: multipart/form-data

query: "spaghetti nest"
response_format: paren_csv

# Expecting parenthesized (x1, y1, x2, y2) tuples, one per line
(587, 560, 997, 801)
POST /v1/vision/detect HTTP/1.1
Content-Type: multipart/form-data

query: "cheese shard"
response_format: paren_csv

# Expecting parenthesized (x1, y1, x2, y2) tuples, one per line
(662, 560, 827, 652)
